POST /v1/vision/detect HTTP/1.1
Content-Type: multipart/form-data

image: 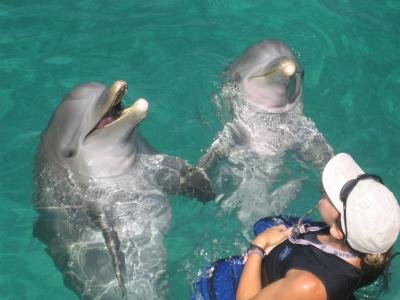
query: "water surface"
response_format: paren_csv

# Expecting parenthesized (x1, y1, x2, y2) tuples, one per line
(0, 1, 399, 299)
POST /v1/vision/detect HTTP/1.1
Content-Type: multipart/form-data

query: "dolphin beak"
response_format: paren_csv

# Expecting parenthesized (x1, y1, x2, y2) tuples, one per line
(88, 81, 148, 135)
(110, 98, 148, 127)
(109, 80, 128, 107)
(105, 81, 148, 126)
(279, 59, 296, 77)
(250, 58, 299, 80)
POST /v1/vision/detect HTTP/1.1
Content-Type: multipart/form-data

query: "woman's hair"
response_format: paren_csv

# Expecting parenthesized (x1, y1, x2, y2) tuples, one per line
(360, 248, 392, 271)
(335, 216, 392, 271)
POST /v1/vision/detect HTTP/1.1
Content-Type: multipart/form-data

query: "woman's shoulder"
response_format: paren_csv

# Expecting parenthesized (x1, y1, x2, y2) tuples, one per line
(285, 269, 327, 298)
(256, 269, 327, 300)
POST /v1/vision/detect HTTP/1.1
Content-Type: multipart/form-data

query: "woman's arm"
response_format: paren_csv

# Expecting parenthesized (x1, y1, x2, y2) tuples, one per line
(236, 225, 290, 300)
(236, 225, 327, 300)
(238, 269, 327, 300)
(236, 249, 264, 300)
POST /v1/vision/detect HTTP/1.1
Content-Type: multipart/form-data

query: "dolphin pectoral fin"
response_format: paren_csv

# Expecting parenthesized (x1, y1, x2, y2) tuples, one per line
(86, 204, 127, 298)
(155, 157, 215, 202)
(178, 164, 216, 203)
(101, 226, 127, 299)
(197, 123, 242, 170)
(299, 131, 334, 172)
(198, 147, 218, 170)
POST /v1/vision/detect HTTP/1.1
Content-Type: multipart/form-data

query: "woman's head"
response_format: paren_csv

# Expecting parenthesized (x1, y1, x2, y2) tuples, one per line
(320, 153, 400, 254)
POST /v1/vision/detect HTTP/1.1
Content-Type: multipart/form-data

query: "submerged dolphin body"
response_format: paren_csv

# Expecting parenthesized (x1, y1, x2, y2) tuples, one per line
(199, 40, 333, 227)
(33, 81, 214, 299)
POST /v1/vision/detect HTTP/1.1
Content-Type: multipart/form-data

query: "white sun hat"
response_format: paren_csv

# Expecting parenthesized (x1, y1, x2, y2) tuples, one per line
(322, 153, 400, 254)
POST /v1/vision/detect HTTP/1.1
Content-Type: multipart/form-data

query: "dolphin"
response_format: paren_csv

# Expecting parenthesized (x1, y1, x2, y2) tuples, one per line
(33, 80, 214, 299)
(199, 40, 333, 227)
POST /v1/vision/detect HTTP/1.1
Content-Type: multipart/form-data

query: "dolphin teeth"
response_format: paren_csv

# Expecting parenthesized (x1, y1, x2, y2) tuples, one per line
(95, 82, 147, 130)
(86, 82, 132, 135)
(112, 84, 128, 107)
(103, 99, 148, 128)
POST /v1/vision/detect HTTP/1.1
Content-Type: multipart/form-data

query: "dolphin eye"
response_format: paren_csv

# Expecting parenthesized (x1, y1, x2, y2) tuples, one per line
(234, 73, 242, 82)
(63, 149, 76, 158)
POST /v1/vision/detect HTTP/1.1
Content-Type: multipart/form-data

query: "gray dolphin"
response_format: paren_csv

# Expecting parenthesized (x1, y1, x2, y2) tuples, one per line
(199, 40, 333, 227)
(228, 40, 303, 114)
(33, 80, 214, 299)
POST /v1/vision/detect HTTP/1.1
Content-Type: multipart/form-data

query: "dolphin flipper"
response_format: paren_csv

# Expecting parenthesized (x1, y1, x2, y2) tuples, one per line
(178, 163, 216, 202)
(155, 156, 215, 202)
(299, 129, 334, 171)
(86, 203, 127, 299)
(198, 121, 251, 170)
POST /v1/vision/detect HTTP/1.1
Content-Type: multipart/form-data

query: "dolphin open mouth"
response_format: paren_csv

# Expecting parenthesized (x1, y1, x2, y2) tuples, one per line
(86, 80, 148, 139)
(95, 82, 128, 130)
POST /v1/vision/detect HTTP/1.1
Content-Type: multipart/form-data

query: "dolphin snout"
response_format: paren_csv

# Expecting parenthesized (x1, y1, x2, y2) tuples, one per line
(250, 58, 298, 81)
(279, 59, 296, 77)
(133, 98, 148, 114)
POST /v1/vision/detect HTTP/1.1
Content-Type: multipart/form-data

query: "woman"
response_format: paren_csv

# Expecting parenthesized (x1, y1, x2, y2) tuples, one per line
(237, 153, 400, 300)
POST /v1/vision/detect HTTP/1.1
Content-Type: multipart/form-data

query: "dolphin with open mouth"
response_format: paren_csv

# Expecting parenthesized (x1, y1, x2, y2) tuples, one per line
(199, 40, 333, 228)
(33, 80, 214, 299)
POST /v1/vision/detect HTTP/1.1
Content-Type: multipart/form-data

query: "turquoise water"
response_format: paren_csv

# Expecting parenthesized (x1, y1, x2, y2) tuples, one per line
(1, 0, 399, 299)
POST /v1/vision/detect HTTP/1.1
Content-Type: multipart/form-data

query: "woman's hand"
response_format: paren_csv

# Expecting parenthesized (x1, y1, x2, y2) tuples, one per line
(237, 225, 293, 300)
(252, 225, 291, 250)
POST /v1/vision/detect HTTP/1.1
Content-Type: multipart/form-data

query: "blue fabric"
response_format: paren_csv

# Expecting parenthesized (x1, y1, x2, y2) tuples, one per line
(192, 215, 302, 300)
(192, 256, 245, 300)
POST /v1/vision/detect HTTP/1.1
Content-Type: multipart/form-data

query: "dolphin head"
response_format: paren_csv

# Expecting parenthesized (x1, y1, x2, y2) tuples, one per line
(228, 40, 303, 113)
(41, 80, 148, 177)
